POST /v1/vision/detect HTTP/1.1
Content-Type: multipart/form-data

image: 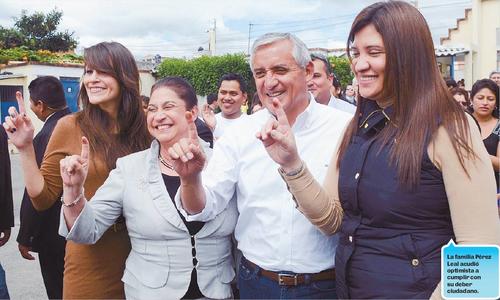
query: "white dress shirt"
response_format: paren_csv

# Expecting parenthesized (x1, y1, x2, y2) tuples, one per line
(178, 96, 352, 273)
(327, 95, 356, 114)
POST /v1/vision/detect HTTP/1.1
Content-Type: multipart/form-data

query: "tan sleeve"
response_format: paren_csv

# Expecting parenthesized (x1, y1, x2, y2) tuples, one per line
(429, 114, 500, 299)
(280, 147, 343, 236)
(31, 115, 80, 210)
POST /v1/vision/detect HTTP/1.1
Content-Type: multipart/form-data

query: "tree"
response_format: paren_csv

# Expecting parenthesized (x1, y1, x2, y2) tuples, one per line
(329, 56, 354, 88)
(0, 8, 77, 52)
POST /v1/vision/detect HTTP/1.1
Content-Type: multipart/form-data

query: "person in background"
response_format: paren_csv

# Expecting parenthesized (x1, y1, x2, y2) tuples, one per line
(260, 2, 500, 299)
(446, 78, 457, 90)
(206, 93, 220, 113)
(490, 71, 500, 86)
(16, 76, 71, 299)
(0, 128, 14, 299)
(59, 77, 237, 300)
(344, 84, 356, 105)
(470, 79, 499, 188)
(457, 78, 465, 89)
(308, 53, 356, 114)
(450, 87, 471, 111)
(141, 95, 150, 114)
(3, 41, 151, 299)
(250, 93, 263, 114)
(201, 73, 248, 140)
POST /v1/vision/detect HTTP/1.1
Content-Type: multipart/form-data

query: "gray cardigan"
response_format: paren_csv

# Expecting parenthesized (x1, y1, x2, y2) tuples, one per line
(60, 139, 237, 299)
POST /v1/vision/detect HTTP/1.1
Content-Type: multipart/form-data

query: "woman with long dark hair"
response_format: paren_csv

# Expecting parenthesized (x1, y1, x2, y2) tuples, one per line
(3, 42, 151, 298)
(470, 79, 499, 188)
(256, 1, 500, 298)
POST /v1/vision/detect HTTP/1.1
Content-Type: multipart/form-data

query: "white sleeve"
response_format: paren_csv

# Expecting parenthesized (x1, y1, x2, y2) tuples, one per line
(176, 129, 239, 222)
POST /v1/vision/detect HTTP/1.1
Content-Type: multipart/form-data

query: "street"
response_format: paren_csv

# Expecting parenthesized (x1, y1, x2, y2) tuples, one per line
(0, 153, 47, 299)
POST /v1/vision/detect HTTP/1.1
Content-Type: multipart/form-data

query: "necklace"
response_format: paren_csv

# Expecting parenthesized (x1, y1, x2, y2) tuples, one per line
(158, 154, 175, 171)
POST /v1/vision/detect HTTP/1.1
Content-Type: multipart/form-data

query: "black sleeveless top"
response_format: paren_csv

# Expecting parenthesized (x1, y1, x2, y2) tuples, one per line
(482, 121, 499, 188)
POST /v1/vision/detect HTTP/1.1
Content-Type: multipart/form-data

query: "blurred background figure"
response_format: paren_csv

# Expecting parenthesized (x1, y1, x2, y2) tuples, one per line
(344, 84, 356, 105)
(490, 71, 500, 87)
(450, 87, 471, 111)
(206, 93, 220, 113)
(250, 93, 263, 114)
(470, 78, 499, 189)
(445, 78, 458, 90)
(140, 95, 150, 114)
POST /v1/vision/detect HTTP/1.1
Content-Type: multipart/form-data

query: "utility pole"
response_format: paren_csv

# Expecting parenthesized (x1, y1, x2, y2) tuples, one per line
(208, 18, 216, 56)
(247, 22, 253, 55)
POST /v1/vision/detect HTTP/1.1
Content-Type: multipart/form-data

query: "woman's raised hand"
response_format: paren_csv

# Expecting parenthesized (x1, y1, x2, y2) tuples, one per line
(168, 112, 206, 179)
(201, 104, 216, 131)
(2, 91, 35, 150)
(60, 137, 90, 198)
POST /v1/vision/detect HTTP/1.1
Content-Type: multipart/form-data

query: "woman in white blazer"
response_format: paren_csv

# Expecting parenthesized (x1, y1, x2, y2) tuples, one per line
(59, 77, 237, 299)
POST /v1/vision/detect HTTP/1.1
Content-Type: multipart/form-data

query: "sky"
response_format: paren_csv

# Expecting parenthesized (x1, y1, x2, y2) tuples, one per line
(0, 0, 472, 59)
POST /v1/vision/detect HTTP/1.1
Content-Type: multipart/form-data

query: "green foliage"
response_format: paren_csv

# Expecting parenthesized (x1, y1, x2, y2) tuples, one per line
(156, 53, 254, 96)
(0, 46, 83, 64)
(0, 8, 77, 52)
(329, 56, 353, 88)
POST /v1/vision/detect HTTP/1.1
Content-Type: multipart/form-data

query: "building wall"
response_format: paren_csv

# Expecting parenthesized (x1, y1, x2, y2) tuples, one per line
(478, 0, 500, 78)
(441, 0, 500, 89)
(139, 71, 156, 96)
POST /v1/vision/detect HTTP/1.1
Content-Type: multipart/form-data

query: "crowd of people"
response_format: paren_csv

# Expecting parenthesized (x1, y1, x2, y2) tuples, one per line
(1, 1, 499, 299)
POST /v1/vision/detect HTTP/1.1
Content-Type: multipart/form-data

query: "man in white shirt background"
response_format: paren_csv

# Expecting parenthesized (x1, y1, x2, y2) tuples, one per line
(308, 53, 356, 114)
(169, 32, 352, 299)
(202, 73, 248, 140)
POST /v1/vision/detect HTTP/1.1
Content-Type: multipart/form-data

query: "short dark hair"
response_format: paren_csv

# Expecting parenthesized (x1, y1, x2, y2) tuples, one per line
(310, 53, 333, 75)
(28, 76, 67, 109)
(207, 93, 218, 105)
(151, 77, 197, 110)
(140, 95, 149, 106)
(471, 78, 499, 118)
(218, 73, 247, 93)
(445, 79, 457, 88)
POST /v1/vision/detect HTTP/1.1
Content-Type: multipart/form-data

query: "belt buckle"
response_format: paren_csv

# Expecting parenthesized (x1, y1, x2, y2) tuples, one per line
(278, 273, 298, 286)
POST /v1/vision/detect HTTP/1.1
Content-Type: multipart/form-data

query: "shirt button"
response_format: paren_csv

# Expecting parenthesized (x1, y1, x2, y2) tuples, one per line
(349, 235, 353, 242)
(411, 259, 419, 266)
(354, 173, 360, 180)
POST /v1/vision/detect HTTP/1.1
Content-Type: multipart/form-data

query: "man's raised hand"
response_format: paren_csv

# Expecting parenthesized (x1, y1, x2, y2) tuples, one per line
(256, 98, 302, 172)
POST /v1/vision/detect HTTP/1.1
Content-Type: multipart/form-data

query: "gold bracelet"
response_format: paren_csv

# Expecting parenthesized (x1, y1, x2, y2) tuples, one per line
(61, 188, 85, 207)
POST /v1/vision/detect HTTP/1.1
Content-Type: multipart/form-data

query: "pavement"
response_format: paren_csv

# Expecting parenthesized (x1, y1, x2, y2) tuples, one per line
(0, 153, 47, 299)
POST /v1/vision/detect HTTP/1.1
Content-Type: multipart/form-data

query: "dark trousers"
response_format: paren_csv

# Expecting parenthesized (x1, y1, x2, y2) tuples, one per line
(38, 246, 65, 299)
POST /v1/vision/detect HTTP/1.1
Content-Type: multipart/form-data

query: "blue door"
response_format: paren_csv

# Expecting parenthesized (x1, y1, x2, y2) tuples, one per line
(60, 77, 80, 112)
(0, 85, 23, 120)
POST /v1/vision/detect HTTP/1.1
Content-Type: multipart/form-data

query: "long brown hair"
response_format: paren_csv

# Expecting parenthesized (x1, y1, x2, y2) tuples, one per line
(338, 1, 474, 187)
(77, 42, 151, 169)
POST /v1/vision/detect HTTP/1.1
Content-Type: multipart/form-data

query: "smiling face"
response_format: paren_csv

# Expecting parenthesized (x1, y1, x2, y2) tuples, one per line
(218, 80, 247, 119)
(307, 59, 333, 105)
(83, 68, 121, 114)
(350, 24, 386, 103)
(472, 87, 497, 118)
(146, 87, 191, 146)
(252, 39, 312, 120)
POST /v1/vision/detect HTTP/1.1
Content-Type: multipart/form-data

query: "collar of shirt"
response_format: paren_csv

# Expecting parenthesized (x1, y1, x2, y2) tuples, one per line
(358, 100, 395, 136)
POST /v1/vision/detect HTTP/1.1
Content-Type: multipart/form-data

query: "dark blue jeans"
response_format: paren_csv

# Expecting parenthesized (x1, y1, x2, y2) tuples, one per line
(238, 258, 337, 299)
(0, 262, 9, 299)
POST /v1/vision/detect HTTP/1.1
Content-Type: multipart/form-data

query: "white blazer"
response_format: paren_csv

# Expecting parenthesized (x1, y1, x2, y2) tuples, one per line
(60, 140, 238, 299)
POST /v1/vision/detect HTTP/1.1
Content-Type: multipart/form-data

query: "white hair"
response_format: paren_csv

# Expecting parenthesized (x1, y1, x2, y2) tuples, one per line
(250, 32, 311, 71)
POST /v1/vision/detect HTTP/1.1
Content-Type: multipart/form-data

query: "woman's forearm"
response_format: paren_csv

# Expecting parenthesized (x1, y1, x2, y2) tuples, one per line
(18, 144, 45, 201)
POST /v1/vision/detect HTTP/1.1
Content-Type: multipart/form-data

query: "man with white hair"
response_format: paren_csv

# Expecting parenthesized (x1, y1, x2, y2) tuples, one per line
(171, 32, 352, 298)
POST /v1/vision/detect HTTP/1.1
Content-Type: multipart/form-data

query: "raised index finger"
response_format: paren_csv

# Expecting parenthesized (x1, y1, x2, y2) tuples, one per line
(15, 91, 26, 115)
(185, 111, 199, 145)
(80, 136, 90, 161)
(272, 98, 290, 127)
